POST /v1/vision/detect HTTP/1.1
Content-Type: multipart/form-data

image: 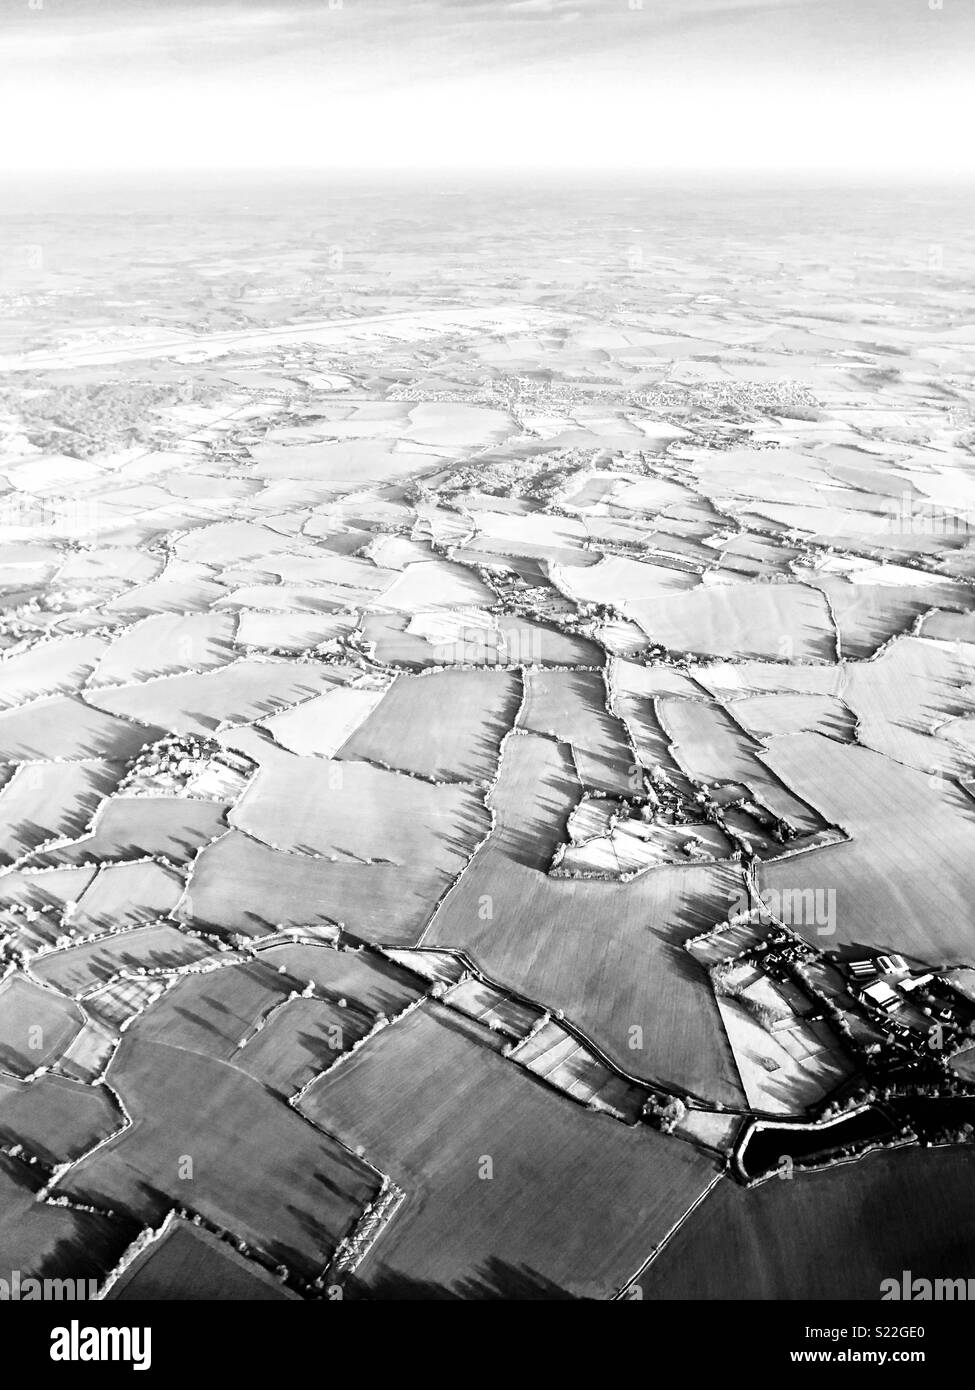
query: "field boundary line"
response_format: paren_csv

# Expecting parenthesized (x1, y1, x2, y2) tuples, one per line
(611, 1170, 722, 1299)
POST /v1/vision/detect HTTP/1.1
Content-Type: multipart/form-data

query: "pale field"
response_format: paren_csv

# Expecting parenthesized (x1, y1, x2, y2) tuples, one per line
(262, 684, 389, 759)
(103, 570, 227, 616)
(83, 977, 165, 1031)
(87, 611, 238, 686)
(922, 610, 975, 643)
(498, 615, 603, 668)
(629, 582, 837, 662)
(686, 919, 767, 968)
(562, 791, 735, 874)
(0, 634, 108, 708)
(729, 693, 857, 743)
(56, 1017, 117, 1082)
(443, 977, 543, 1039)
(233, 995, 375, 1095)
(248, 439, 443, 489)
(376, 559, 497, 612)
(404, 402, 517, 449)
(383, 947, 467, 987)
(550, 554, 700, 608)
(215, 582, 361, 612)
(556, 814, 735, 878)
(759, 733, 975, 961)
(809, 573, 928, 659)
(0, 759, 127, 865)
(938, 715, 975, 756)
(0, 864, 98, 918)
(338, 668, 521, 781)
(840, 636, 975, 777)
(234, 610, 356, 652)
(85, 660, 341, 735)
(229, 756, 488, 865)
(691, 662, 844, 701)
(466, 507, 588, 549)
(507, 1017, 646, 1120)
(673, 1107, 743, 1152)
(267, 552, 398, 593)
(0, 695, 163, 763)
(172, 519, 316, 566)
(715, 998, 850, 1117)
(180, 826, 472, 944)
(362, 534, 434, 569)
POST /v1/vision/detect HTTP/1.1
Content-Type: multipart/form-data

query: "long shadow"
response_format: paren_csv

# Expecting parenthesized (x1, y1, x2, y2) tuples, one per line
(348, 1256, 582, 1301)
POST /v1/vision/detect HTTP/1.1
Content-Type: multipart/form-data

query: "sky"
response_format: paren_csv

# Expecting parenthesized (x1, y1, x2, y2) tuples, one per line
(1, 0, 974, 177)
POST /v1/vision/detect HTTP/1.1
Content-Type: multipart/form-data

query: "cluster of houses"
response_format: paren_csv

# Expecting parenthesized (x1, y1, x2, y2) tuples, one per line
(848, 954, 910, 1015)
(842, 953, 975, 1073)
(848, 954, 970, 1019)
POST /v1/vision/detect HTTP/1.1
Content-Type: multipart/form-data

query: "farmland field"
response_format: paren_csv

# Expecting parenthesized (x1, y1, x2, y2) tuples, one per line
(131, 960, 294, 1061)
(635, 1149, 975, 1300)
(58, 1034, 380, 1281)
(518, 668, 636, 796)
(0, 1072, 123, 1162)
(27, 794, 228, 869)
(31, 922, 218, 995)
(628, 583, 836, 662)
(177, 829, 377, 937)
(106, 1218, 302, 1300)
(339, 668, 521, 781)
(229, 755, 488, 865)
(253, 943, 425, 1015)
(84, 660, 341, 736)
(0, 975, 84, 1077)
(656, 697, 824, 834)
(0, 758, 130, 865)
(300, 1001, 718, 1299)
(67, 859, 186, 936)
(233, 995, 375, 1095)
(0, 1155, 134, 1284)
(759, 734, 975, 961)
(424, 731, 746, 1105)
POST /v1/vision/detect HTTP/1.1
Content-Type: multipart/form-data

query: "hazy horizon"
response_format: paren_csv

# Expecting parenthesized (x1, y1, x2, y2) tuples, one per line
(2, 0, 974, 179)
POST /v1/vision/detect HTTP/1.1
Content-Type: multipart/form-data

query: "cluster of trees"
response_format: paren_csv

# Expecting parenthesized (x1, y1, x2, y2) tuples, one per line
(643, 1093, 687, 1134)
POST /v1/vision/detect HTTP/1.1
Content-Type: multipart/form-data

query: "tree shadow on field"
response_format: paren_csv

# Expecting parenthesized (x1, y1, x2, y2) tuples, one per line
(348, 1256, 583, 1301)
(37, 1217, 141, 1288)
